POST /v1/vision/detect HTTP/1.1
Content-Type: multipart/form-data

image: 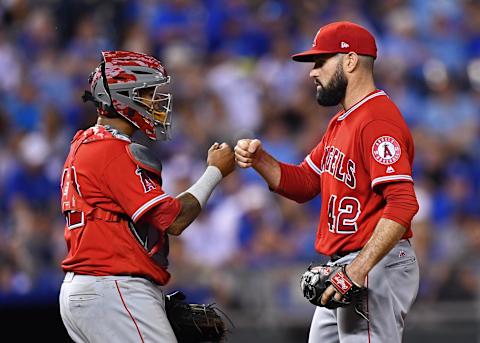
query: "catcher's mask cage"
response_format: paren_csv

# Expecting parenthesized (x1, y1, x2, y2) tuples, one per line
(83, 50, 173, 141)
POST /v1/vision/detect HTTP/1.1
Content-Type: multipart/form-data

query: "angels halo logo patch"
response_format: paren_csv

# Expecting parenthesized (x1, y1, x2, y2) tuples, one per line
(372, 136, 401, 165)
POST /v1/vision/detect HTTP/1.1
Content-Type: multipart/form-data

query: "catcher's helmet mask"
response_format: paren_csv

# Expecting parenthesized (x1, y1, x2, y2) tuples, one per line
(83, 61, 117, 118)
(83, 51, 173, 141)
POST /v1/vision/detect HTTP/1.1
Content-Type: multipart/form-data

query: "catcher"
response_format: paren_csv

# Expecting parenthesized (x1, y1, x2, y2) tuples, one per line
(235, 21, 419, 342)
(59, 51, 233, 342)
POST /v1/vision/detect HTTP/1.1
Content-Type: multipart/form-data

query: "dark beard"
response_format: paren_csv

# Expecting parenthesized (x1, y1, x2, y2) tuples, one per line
(316, 63, 347, 107)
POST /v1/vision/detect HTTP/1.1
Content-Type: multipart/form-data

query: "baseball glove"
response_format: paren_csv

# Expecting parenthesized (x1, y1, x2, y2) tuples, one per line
(300, 264, 364, 309)
(165, 291, 230, 343)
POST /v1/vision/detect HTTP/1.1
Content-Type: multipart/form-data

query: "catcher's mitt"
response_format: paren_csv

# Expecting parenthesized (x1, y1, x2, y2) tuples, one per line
(300, 264, 364, 309)
(165, 291, 230, 343)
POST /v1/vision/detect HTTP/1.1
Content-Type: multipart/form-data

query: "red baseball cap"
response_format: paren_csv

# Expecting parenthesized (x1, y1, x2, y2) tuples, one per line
(292, 21, 377, 62)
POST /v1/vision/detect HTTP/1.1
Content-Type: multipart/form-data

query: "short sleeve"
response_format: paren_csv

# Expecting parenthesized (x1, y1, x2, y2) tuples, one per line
(360, 120, 414, 189)
(141, 199, 182, 231)
(102, 152, 175, 222)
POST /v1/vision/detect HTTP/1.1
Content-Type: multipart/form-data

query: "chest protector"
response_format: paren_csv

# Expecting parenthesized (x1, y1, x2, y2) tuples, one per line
(61, 128, 169, 267)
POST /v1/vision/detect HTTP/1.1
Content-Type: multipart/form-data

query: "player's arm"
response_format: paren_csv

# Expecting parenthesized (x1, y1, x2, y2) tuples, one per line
(166, 142, 235, 236)
(132, 143, 234, 235)
(165, 193, 201, 235)
(235, 139, 281, 188)
(346, 181, 418, 279)
(346, 219, 405, 281)
(321, 181, 418, 304)
(104, 143, 232, 234)
(234, 139, 320, 202)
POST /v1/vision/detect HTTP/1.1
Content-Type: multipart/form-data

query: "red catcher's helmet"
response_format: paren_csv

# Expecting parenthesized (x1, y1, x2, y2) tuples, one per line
(84, 51, 172, 140)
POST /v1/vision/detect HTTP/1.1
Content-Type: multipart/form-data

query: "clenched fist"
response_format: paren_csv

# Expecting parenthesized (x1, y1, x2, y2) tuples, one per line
(234, 139, 263, 168)
(207, 142, 235, 177)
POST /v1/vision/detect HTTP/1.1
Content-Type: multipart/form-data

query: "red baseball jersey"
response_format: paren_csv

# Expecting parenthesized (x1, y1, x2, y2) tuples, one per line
(303, 90, 414, 255)
(60, 125, 180, 285)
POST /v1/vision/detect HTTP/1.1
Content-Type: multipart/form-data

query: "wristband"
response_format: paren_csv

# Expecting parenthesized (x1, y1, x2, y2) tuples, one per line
(183, 166, 223, 208)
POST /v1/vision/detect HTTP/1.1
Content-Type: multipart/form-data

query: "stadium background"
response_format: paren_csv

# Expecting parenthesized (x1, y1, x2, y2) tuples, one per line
(1, 0, 480, 341)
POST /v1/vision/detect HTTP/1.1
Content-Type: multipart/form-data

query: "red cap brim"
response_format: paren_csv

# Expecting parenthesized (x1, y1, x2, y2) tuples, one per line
(291, 49, 336, 62)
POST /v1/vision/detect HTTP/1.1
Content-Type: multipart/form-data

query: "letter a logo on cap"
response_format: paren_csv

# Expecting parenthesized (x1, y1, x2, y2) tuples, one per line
(312, 29, 322, 47)
(292, 21, 378, 62)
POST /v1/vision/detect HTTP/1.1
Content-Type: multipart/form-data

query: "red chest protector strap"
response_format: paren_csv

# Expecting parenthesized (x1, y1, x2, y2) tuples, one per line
(61, 130, 120, 229)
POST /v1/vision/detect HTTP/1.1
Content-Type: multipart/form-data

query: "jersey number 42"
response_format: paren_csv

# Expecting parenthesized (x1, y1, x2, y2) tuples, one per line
(327, 195, 361, 234)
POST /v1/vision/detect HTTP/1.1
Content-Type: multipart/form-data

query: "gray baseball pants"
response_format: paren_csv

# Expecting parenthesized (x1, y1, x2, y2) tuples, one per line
(308, 240, 419, 343)
(59, 272, 178, 343)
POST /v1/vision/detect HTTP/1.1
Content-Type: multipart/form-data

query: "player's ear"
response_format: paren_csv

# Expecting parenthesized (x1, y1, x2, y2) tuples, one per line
(343, 52, 359, 73)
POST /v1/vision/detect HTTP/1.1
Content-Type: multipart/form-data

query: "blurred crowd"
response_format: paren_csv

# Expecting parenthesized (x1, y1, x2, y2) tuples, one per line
(0, 0, 480, 318)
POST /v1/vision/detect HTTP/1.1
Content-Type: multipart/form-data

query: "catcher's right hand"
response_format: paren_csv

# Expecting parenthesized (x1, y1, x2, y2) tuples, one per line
(207, 142, 235, 177)
(300, 264, 364, 309)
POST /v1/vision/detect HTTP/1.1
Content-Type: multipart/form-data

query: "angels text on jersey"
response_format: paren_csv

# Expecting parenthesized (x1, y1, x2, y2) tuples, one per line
(320, 145, 356, 189)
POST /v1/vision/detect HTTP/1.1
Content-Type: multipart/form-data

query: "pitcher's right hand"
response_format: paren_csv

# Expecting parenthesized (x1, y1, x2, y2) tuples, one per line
(234, 139, 263, 168)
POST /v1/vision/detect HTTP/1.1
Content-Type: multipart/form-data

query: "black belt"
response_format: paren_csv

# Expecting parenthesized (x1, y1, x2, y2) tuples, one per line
(330, 250, 360, 262)
(67, 272, 161, 286)
(330, 240, 410, 262)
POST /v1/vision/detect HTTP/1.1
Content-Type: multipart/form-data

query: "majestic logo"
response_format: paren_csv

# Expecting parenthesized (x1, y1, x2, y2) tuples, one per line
(340, 41, 350, 48)
(372, 136, 401, 165)
(386, 166, 395, 173)
(135, 166, 157, 193)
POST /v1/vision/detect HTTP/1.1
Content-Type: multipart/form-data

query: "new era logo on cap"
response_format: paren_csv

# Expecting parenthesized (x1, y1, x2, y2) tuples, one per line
(341, 41, 350, 48)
